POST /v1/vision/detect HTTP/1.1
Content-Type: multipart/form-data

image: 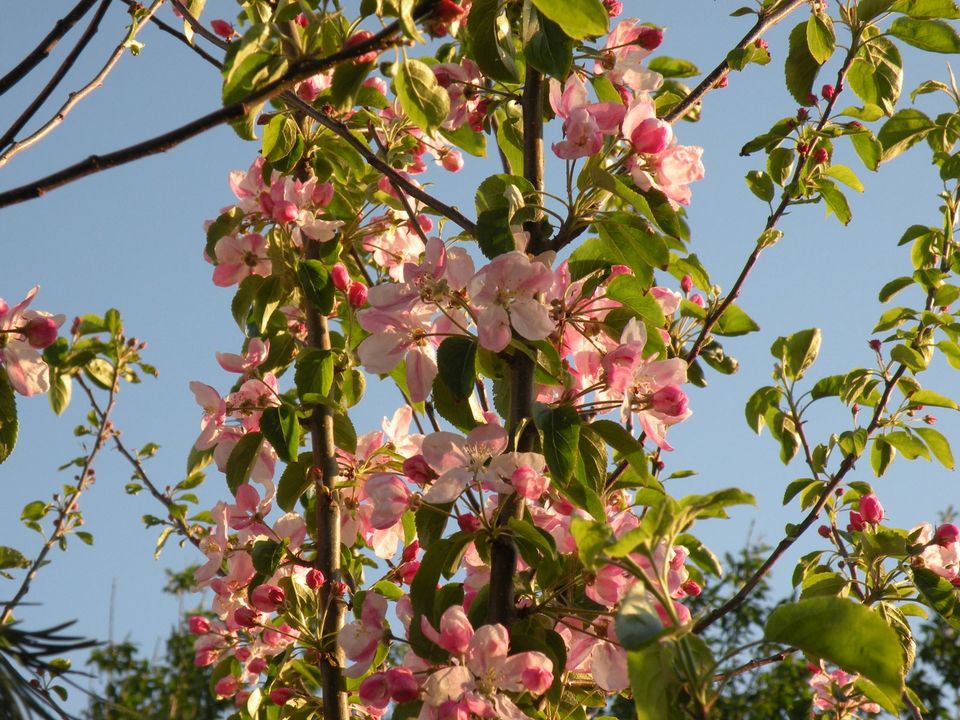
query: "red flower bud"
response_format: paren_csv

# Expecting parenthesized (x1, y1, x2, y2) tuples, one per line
(817, 525, 832, 538)
(936, 523, 959, 547)
(234, 607, 260, 628)
(680, 579, 702, 597)
(306, 568, 326, 589)
(386, 667, 420, 703)
(858, 493, 884, 525)
(269, 687, 296, 705)
(331, 263, 350, 291)
(210, 19, 235, 39)
(348, 281, 368, 308)
(821, 84, 836, 101)
(24, 316, 58, 348)
(813, 147, 829, 164)
(680, 274, 693, 294)
(848, 510, 866, 532)
(250, 584, 285, 613)
(636, 26, 664, 51)
(188, 616, 211, 635)
(294, 13, 308, 27)
(344, 31, 378, 64)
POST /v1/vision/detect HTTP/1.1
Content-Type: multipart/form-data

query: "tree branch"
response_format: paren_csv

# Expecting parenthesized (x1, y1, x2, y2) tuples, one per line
(0, 0, 100, 97)
(0, 0, 164, 169)
(0, 0, 113, 153)
(117, 0, 222, 68)
(664, 0, 807, 124)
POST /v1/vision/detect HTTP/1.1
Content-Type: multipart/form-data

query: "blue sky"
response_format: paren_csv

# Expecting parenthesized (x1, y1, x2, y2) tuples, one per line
(1, 1, 958, 712)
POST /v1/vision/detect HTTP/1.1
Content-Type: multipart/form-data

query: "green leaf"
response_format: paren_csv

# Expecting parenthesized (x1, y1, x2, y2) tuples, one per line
(529, 0, 608, 39)
(436, 337, 477, 401)
(251, 539, 283, 575)
(0, 546, 29, 570)
(765, 598, 905, 708)
(535, 405, 581, 483)
(825, 164, 864, 192)
(277, 453, 311, 512)
(226, 432, 263, 494)
(745, 170, 775, 202)
(616, 584, 666, 650)
(0, 370, 17, 465)
(883, 430, 930, 460)
(714, 303, 760, 336)
(606, 275, 666, 328)
(260, 406, 300, 463)
(914, 426, 954, 468)
(771, 328, 822, 380)
(48, 372, 71, 416)
(431, 373, 479, 432)
(878, 276, 914, 302)
(295, 348, 334, 400)
(522, 7, 573, 78)
(262, 115, 298, 162)
(334, 412, 357, 454)
(878, 109, 935, 161)
(648, 56, 699, 79)
(806, 13, 836, 64)
(628, 642, 683, 720)
(785, 22, 822, 104)
(817, 179, 852, 225)
(416, 503, 452, 548)
(475, 174, 535, 259)
(570, 517, 613, 569)
(889, 17, 960, 52)
(912, 567, 960, 627)
(767, 147, 796, 185)
(297, 260, 334, 315)
(329, 60, 375, 110)
(908, 388, 958, 410)
(410, 533, 473, 617)
(396, 59, 450, 133)
(850, 129, 882, 170)
(848, 32, 902, 116)
(467, 0, 519, 83)
(858, 0, 897, 20)
(891, 0, 960, 18)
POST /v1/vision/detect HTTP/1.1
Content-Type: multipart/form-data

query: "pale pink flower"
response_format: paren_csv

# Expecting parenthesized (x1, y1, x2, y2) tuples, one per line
(597, 19, 664, 92)
(421, 424, 508, 503)
(340, 592, 388, 677)
(913, 523, 959, 583)
(216, 338, 270, 374)
(809, 663, 882, 717)
(213, 233, 272, 287)
(0, 287, 64, 396)
(433, 59, 484, 130)
(469, 253, 556, 352)
(549, 76, 625, 160)
(631, 143, 705, 207)
(622, 94, 672, 154)
(365, 474, 412, 529)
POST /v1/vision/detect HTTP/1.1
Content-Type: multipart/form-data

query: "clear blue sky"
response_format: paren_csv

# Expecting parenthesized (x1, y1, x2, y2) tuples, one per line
(1, 1, 957, 712)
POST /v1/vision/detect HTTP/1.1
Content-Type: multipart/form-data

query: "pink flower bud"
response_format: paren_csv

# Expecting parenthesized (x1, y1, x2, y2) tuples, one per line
(210, 19, 235, 39)
(363, 77, 389, 97)
(234, 691, 250, 708)
(796, 107, 809, 122)
(250, 584, 285, 613)
(936, 523, 959, 547)
(403, 455, 436, 485)
(821, 84, 836, 101)
(294, 13, 308, 27)
(348, 281, 368, 308)
(398, 560, 420, 584)
(194, 648, 218, 667)
(359, 672, 391, 708)
(234, 646, 251, 662)
(814, 147, 829, 164)
(817, 525, 832, 538)
(386, 667, 419, 702)
(858, 493, 884, 525)
(297, 76, 324, 102)
(402, 539, 421, 563)
(24, 316, 58, 348)
(804, 93, 818, 106)
(234, 607, 260, 628)
(306, 568, 326, 589)
(681, 579, 702, 597)
(602, 0, 623, 17)
(331, 263, 350, 291)
(441, 149, 464, 172)
(188, 616, 211, 635)
(437, 605, 473, 654)
(269, 687, 296, 705)
(636, 26, 663, 51)
(690, 293, 704, 307)
(680, 275, 693, 294)
(344, 30, 378, 64)
(651, 385, 689, 417)
(457, 513, 481, 532)
(331, 580, 348, 596)
(214, 676, 239, 698)
(248, 657, 268, 674)
(273, 200, 299, 224)
(848, 510, 866, 532)
(923, 414, 937, 425)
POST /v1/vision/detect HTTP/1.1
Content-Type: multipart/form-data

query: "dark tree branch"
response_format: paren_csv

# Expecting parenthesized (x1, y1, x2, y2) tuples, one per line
(117, 0, 222, 67)
(664, 0, 807, 124)
(0, 4, 440, 211)
(0, 0, 113, 153)
(0, 0, 100, 97)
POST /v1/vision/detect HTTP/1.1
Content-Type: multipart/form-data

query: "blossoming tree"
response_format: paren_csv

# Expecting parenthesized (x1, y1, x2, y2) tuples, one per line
(3, 0, 960, 719)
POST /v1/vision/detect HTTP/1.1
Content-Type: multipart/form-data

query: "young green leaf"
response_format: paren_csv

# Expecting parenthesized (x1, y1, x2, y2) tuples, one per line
(396, 59, 450, 133)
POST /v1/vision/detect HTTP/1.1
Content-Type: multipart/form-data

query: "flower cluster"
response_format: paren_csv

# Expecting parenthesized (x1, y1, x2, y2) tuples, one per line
(0, 287, 63, 396)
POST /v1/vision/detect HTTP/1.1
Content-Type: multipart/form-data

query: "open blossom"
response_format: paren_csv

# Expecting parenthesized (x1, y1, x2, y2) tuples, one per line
(602, 318, 691, 449)
(216, 338, 269, 374)
(340, 592, 388, 677)
(419, 610, 554, 720)
(0, 287, 64, 396)
(809, 663, 881, 717)
(420, 424, 508, 503)
(631, 142, 705, 207)
(470, 252, 556, 352)
(597, 18, 664, 93)
(549, 76, 625, 160)
(212, 233, 272, 287)
(913, 522, 959, 584)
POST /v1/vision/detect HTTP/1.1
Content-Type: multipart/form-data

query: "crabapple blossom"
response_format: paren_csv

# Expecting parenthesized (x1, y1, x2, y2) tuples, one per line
(0, 287, 64, 396)
(212, 233, 271, 287)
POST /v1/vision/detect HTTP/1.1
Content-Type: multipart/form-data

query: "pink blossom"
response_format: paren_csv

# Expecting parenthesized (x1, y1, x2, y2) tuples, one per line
(216, 338, 269, 374)
(809, 663, 882, 715)
(340, 592, 388, 677)
(597, 19, 664, 92)
(250, 584, 285, 613)
(365, 474, 412, 529)
(213, 233, 272, 287)
(858, 493, 884, 525)
(421, 424, 508, 503)
(621, 95, 672, 154)
(188, 616, 211, 635)
(421, 605, 474, 654)
(470, 253, 556, 352)
(210, 19, 235, 39)
(269, 687, 296, 705)
(386, 667, 420, 702)
(631, 143, 706, 207)
(0, 287, 64, 396)
(214, 675, 239, 698)
(549, 76, 625, 160)
(913, 523, 959, 583)
(433, 59, 484, 130)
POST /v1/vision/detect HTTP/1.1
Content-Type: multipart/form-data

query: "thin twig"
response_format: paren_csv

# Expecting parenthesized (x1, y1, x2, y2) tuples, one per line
(684, 45, 858, 365)
(369, 124, 431, 246)
(712, 647, 797, 683)
(664, 0, 807, 124)
(0, 0, 100, 97)
(0, 372, 121, 626)
(0, 0, 164, 168)
(283, 93, 477, 235)
(76, 375, 201, 549)
(168, 0, 229, 50)
(0, 1, 445, 212)
(0, 0, 113, 153)
(117, 0, 222, 67)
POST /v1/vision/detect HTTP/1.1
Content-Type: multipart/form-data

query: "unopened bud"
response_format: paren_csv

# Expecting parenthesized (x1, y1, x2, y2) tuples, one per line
(331, 263, 350, 291)
(348, 282, 368, 308)
(680, 274, 693, 294)
(858, 493, 884, 525)
(233, 607, 260, 628)
(636, 26, 664, 51)
(821, 84, 836, 101)
(680, 579, 702, 597)
(250, 584, 285, 613)
(269, 687, 296, 705)
(306, 568, 326, 589)
(210, 19, 235, 39)
(188, 616, 211, 635)
(817, 525, 832, 538)
(24, 316, 58, 348)
(814, 147, 829, 164)
(441, 148, 464, 172)
(935, 523, 959, 547)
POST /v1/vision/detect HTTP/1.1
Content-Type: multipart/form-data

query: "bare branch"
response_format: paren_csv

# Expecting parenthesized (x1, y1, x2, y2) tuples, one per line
(117, 0, 222, 67)
(0, 0, 100, 97)
(0, 0, 113, 153)
(0, 0, 165, 169)
(664, 0, 807, 124)
(0, 1, 444, 212)
(168, 0, 229, 50)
